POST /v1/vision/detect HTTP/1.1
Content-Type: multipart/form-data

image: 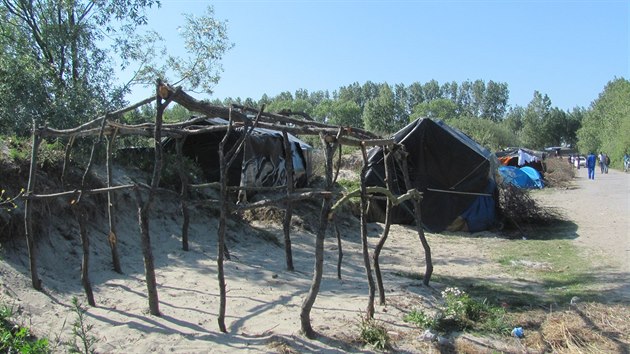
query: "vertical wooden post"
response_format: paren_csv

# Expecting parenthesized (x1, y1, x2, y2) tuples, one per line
(106, 130, 122, 273)
(24, 128, 42, 290)
(175, 137, 190, 251)
(300, 132, 336, 338)
(76, 208, 95, 306)
(216, 110, 234, 333)
(373, 147, 394, 305)
(359, 143, 376, 319)
(281, 131, 294, 271)
(398, 149, 433, 285)
(333, 217, 343, 279)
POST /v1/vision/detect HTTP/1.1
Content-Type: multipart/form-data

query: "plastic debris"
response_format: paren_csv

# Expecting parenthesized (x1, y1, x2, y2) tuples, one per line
(511, 327, 524, 338)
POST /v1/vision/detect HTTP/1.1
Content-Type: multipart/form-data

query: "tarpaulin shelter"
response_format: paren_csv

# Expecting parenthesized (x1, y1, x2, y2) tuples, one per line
(163, 117, 312, 191)
(498, 166, 538, 189)
(365, 118, 498, 233)
(496, 147, 546, 174)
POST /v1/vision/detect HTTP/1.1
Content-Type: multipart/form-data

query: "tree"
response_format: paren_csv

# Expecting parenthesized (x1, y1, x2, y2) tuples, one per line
(0, 1, 232, 135)
(447, 117, 518, 151)
(410, 99, 458, 121)
(363, 84, 396, 134)
(482, 81, 509, 122)
(520, 91, 552, 149)
(577, 78, 630, 163)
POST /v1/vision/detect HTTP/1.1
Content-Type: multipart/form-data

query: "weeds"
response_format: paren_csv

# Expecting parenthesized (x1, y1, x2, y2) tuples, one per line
(404, 287, 510, 336)
(0, 303, 50, 353)
(358, 315, 390, 350)
(68, 297, 97, 354)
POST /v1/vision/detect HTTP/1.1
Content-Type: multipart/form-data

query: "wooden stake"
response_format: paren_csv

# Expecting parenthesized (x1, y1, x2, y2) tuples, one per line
(24, 129, 42, 290)
(106, 130, 122, 273)
(359, 143, 376, 319)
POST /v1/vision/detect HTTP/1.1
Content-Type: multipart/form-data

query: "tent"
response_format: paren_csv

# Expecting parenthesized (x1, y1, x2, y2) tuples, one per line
(519, 166, 544, 189)
(496, 147, 546, 174)
(163, 118, 312, 193)
(498, 166, 537, 189)
(364, 118, 498, 233)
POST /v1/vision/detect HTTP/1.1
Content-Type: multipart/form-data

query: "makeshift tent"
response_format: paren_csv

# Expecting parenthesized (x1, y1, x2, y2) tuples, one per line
(498, 166, 537, 189)
(365, 118, 498, 232)
(496, 148, 546, 174)
(520, 166, 544, 189)
(163, 118, 312, 191)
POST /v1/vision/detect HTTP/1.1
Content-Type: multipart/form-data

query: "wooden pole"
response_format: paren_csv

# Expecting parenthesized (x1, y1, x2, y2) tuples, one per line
(373, 147, 394, 305)
(281, 131, 295, 271)
(175, 137, 190, 251)
(76, 208, 95, 306)
(300, 132, 337, 338)
(106, 131, 122, 273)
(24, 128, 42, 290)
(359, 143, 376, 319)
(398, 148, 433, 285)
(216, 109, 234, 333)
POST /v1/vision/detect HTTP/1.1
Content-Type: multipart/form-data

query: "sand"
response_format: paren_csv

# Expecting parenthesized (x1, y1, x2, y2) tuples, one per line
(0, 166, 628, 353)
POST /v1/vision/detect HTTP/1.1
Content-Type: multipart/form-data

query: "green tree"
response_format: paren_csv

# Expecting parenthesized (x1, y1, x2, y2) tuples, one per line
(0, 1, 232, 135)
(577, 78, 630, 164)
(410, 98, 458, 121)
(520, 91, 552, 149)
(446, 117, 518, 151)
(363, 84, 396, 134)
(314, 99, 362, 128)
(502, 106, 525, 140)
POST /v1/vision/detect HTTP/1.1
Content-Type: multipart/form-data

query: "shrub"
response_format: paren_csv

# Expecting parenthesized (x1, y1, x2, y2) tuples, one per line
(0, 304, 50, 353)
(358, 315, 390, 350)
(404, 287, 510, 335)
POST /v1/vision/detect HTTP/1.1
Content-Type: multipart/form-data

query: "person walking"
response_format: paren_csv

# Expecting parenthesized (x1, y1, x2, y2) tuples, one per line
(587, 152, 597, 180)
(598, 152, 606, 174)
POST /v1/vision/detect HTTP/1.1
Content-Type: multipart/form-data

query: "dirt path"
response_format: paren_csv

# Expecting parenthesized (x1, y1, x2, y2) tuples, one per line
(536, 166, 629, 273)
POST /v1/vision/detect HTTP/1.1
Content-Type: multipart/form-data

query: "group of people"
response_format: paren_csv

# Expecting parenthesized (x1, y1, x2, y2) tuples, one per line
(585, 151, 610, 180)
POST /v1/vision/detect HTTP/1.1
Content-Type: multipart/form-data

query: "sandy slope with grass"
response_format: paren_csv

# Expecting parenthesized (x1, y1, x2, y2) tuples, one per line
(0, 162, 628, 353)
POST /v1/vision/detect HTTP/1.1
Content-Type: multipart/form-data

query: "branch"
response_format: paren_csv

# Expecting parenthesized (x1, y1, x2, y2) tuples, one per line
(329, 187, 422, 218)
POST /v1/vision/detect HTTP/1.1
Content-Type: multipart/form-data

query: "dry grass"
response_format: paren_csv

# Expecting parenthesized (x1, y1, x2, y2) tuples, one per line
(544, 158, 576, 188)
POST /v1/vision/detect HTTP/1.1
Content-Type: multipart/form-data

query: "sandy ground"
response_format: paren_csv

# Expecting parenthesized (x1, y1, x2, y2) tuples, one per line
(0, 166, 628, 353)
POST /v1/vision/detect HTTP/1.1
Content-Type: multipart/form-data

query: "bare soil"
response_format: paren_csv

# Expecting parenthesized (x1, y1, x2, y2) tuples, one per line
(0, 161, 628, 353)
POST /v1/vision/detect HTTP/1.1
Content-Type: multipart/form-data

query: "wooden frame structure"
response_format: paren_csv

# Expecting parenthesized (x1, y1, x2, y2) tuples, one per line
(22, 81, 433, 338)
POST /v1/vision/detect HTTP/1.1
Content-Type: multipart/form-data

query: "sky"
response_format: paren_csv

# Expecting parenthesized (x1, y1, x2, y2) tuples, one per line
(123, 0, 629, 111)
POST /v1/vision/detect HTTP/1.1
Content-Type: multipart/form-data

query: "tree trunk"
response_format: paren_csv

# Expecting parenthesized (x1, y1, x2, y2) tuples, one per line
(76, 208, 95, 306)
(359, 144, 376, 318)
(24, 131, 42, 290)
(282, 131, 295, 271)
(373, 148, 393, 305)
(175, 137, 190, 251)
(106, 133, 122, 273)
(398, 149, 433, 285)
(300, 132, 336, 338)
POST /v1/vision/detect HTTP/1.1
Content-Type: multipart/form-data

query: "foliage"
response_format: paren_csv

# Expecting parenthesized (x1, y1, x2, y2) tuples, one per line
(577, 78, 630, 167)
(411, 98, 458, 121)
(445, 117, 519, 151)
(68, 297, 97, 354)
(357, 315, 390, 350)
(0, 304, 50, 353)
(403, 309, 435, 329)
(404, 287, 510, 335)
(0, 1, 232, 136)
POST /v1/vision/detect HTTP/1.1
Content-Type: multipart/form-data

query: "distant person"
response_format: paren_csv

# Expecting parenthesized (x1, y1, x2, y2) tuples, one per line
(604, 154, 610, 174)
(624, 153, 630, 173)
(587, 152, 597, 180)
(598, 152, 606, 174)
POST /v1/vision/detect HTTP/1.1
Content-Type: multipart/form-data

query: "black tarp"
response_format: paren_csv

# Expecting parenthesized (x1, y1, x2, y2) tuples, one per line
(163, 118, 311, 189)
(365, 118, 497, 232)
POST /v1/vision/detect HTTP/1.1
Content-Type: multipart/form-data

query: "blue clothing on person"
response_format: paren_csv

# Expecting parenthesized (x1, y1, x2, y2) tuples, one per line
(586, 153, 597, 180)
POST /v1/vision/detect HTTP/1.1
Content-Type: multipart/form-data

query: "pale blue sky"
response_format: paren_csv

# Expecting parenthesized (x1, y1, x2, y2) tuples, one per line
(125, 0, 629, 111)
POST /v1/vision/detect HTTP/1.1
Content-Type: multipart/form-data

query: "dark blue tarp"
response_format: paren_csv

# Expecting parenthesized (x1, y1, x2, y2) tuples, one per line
(460, 180, 497, 232)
